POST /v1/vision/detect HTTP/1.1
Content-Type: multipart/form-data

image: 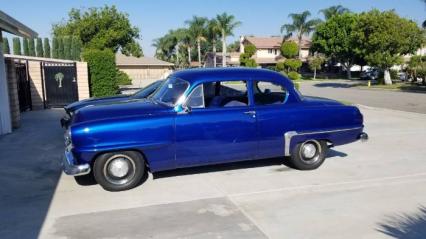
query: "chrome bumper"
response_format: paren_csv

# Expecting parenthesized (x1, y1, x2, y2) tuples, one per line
(359, 132, 369, 142)
(62, 149, 91, 176)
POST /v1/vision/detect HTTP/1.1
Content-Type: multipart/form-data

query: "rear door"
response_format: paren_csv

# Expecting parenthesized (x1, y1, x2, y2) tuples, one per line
(252, 79, 291, 159)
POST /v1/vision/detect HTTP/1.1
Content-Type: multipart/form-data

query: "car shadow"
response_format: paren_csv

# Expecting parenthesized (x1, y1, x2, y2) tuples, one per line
(377, 206, 426, 239)
(327, 149, 348, 158)
(313, 82, 363, 88)
(153, 157, 292, 179)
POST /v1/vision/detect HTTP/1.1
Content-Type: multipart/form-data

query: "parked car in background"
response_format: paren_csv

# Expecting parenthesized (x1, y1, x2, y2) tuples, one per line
(62, 68, 368, 191)
(360, 68, 380, 80)
(60, 80, 164, 128)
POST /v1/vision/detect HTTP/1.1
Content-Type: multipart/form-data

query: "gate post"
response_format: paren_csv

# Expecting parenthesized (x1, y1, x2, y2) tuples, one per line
(5, 59, 20, 128)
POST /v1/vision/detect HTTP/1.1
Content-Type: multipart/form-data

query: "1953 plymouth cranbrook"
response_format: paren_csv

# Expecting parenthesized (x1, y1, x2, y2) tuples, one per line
(62, 68, 368, 191)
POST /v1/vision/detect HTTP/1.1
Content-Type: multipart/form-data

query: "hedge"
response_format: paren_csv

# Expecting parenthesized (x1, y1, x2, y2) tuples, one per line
(287, 71, 301, 81)
(82, 49, 119, 97)
(116, 70, 132, 85)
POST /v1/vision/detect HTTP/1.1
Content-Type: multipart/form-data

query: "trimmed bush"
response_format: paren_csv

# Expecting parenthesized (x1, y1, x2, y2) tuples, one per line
(12, 37, 21, 55)
(287, 71, 301, 81)
(2, 37, 10, 54)
(116, 70, 132, 85)
(281, 41, 298, 58)
(284, 59, 302, 72)
(82, 49, 119, 97)
(36, 38, 44, 57)
(244, 44, 256, 56)
(294, 82, 300, 90)
(43, 38, 51, 58)
(28, 38, 35, 56)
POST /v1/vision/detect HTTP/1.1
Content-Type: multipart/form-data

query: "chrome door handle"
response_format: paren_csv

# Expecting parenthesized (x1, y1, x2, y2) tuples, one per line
(244, 110, 256, 115)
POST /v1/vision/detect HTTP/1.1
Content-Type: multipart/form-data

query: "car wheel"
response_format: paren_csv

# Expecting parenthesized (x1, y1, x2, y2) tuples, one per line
(93, 151, 145, 191)
(290, 140, 327, 170)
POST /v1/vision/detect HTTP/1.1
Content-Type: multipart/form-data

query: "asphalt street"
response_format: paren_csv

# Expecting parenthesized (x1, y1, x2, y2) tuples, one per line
(300, 80, 426, 113)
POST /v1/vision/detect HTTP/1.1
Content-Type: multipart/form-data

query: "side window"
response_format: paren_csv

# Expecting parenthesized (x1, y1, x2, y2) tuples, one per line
(186, 84, 205, 108)
(215, 81, 248, 107)
(254, 81, 287, 105)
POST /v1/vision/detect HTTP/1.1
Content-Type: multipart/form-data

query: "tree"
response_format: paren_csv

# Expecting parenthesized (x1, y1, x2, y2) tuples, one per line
(28, 38, 35, 56)
(63, 36, 71, 59)
(280, 41, 299, 58)
(57, 37, 64, 59)
(207, 19, 221, 67)
(312, 13, 360, 79)
(12, 37, 21, 55)
(319, 5, 350, 20)
(22, 38, 29, 56)
(36, 38, 44, 57)
(82, 49, 118, 96)
(52, 37, 58, 58)
(186, 16, 208, 67)
(227, 40, 240, 52)
(240, 44, 257, 67)
(52, 6, 143, 56)
(354, 10, 424, 84)
(2, 38, 10, 54)
(215, 13, 241, 67)
(71, 36, 81, 60)
(281, 11, 321, 59)
(308, 55, 326, 79)
(43, 38, 51, 58)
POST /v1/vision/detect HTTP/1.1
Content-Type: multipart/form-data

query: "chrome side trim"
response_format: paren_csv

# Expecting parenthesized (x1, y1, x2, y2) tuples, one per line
(284, 127, 363, 156)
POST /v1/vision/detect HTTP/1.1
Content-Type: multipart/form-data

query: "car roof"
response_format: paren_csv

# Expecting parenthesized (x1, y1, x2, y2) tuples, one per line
(170, 67, 288, 84)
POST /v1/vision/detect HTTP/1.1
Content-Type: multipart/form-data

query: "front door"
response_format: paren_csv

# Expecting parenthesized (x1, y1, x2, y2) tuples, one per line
(175, 80, 257, 167)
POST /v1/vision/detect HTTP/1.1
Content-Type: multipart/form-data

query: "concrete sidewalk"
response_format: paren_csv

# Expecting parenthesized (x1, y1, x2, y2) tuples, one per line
(1, 106, 426, 239)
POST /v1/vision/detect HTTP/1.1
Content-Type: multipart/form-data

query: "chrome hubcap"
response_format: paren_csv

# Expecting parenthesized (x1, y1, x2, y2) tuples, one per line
(103, 155, 136, 185)
(299, 140, 321, 164)
(302, 143, 317, 158)
(108, 158, 130, 178)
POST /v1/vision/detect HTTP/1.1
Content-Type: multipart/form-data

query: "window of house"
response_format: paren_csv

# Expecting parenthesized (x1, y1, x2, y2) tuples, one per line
(253, 81, 287, 105)
(268, 49, 273, 54)
(185, 81, 249, 108)
(274, 49, 278, 55)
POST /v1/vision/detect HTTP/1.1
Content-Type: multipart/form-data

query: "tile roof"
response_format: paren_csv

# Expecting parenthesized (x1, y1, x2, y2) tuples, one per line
(244, 36, 311, 49)
(116, 53, 174, 66)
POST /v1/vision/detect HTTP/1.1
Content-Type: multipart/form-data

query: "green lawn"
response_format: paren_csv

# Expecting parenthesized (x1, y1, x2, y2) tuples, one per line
(358, 82, 426, 92)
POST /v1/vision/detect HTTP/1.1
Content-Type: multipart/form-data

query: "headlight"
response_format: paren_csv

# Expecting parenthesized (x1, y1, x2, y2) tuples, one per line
(64, 129, 72, 146)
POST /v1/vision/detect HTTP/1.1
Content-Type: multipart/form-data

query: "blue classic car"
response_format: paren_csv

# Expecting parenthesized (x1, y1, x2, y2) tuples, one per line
(63, 68, 368, 191)
(60, 80, 164, 128)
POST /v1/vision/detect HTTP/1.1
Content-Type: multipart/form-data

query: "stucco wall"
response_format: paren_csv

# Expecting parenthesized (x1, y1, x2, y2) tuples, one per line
(118, 65, 172, 85)
(255, 48, 279, 58)
(76, 62, 90, 101)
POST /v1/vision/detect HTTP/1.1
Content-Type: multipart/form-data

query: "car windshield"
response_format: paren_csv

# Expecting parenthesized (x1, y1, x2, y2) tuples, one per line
(150, 77, 189, 106)
(132, 80, 164, 99)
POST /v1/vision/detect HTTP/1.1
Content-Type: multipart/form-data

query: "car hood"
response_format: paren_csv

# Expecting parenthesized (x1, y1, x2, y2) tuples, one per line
(65, 95, 132, 113)
(302, 96, 343, 106)
(72, 99, 173, 125)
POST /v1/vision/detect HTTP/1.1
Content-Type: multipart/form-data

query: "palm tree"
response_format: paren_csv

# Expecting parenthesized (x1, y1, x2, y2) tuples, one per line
(207, 19, 221, 67)
(185, 16, 208, 67)
(319, 5, 350, 20)
(281, 11, 321, 59)
(215, 13, 241, 67)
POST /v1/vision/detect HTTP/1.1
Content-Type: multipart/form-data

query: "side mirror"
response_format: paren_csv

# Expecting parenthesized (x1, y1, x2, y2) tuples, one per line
(182, 104, 192, 113)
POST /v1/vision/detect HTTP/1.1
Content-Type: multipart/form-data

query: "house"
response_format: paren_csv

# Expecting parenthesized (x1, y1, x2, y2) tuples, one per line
(0, 11, 37, 135)
(239, 36, 312, 67)
(116, 53, 174, 87)
(204, 52, 240, 68)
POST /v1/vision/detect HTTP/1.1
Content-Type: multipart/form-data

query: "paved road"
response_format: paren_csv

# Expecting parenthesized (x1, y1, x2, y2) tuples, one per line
(1, 106, 426, 239)
(300, 80, 426, 114)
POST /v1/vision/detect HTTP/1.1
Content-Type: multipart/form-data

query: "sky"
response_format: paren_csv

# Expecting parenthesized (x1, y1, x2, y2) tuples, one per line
(2, 0, 426, 57)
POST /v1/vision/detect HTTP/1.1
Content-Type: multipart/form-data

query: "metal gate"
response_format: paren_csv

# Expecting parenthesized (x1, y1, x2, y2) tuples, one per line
(15, 62, 32, 112)
(43, 63, 78, 107)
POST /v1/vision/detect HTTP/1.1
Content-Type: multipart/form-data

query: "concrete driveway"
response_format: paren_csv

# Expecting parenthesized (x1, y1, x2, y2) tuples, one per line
(1, 105, 426, 239)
